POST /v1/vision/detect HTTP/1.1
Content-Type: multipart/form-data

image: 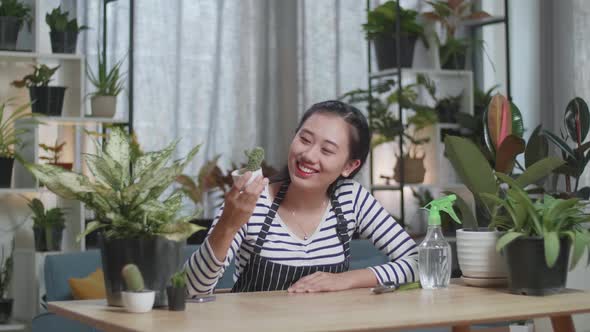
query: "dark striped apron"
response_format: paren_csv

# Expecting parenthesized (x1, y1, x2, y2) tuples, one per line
(231, 180, 351, 292)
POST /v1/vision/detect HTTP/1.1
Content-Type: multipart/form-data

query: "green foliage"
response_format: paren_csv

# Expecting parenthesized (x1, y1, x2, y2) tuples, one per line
(0, 239, 14, 299)
(411, 188, 434, 208)
(27, 198, 66, 229)
(0, 0, 32, 28)
(481, 173, 590, 270)
(170, 268, 186, 288)
(416, 73, 463, 121)
(86, 53, 126, 97)
(24, 127, 205, 241)
(363, 1, 428, 47)
(39, 140, 66, 164)
(45, 6, 88, 33)
(423, 0, 490, 39)
(244, 147, 264, 172)
(122, 264, 145, 292)
(0, 99, 36, 158)
(11, 64, 60, 88)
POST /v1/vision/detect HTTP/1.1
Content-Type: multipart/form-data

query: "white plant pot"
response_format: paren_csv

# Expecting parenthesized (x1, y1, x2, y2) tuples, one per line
(121, 290, 155, 313)
(90, 95, 117, 118)
(231, 168, 263, 187)
(456, 228, 507, 281)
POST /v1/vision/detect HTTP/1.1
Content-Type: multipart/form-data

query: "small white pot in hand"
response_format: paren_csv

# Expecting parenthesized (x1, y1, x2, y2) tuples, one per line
(231, 168, 263, 187)
(121, 290, 155, 313)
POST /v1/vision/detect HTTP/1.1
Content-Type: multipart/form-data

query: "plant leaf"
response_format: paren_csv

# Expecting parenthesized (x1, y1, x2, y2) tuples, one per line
(542, 130, 575, 159)
(76, 221, 107, 242)
(544, 231, 560, 268)
(515, 157, 565, 188)
(495, 135, 525, 173)
(525, 125, 549, 168)
(510, 101, 525, 138)
(496, 231, 524, 252)
(486, 94, 512, 152)
(564, 97, 590, 144)
(444, 191, 476, 230)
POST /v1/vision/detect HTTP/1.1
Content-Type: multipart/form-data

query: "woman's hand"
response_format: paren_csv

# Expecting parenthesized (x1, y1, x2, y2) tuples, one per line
(287, 271, 354, 293)
(218, 171, 268, 232)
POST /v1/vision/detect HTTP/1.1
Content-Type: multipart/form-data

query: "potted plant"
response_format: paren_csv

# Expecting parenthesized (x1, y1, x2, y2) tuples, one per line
(0, 238, 13, 323)
(45, 6, 88, 54)
(27, 198, 66, 252)
(444, 94, 564, 285)
(455, 84, 499, 155)
(24, 127, 204, 307)
(231, 147, 265, 185)
(481, 173, 590, 295)
(0, 0, 32, 51)
(363, 1, 429, 70)
(423, 0, 490, 70)
(39, 140, 72, 170)
(167, 268, 186, 311)
(542, 97, 590, 198)
(86, 54, 126, 118)
(417, 73, 463, 123)
(121, 264, 154, 313)
(0, 100, 35, 187)
(11, 64, 66, 116)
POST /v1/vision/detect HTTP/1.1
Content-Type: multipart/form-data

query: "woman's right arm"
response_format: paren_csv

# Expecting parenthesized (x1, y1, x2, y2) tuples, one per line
(185, 173, 268, 295)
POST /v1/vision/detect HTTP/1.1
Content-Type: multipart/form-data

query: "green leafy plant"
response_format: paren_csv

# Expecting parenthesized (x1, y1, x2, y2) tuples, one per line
(481, 172, 590, 270)
(243, 147, 264, 172)
(45, 6, 88, 33)
(363, 1, 428, 47)
(0, 0, 32, 29)
(0, 238, 14, 299)
(86, 53, 126, 97)
(0, 99, 36, 159)
(24, 127, 204, 241)
(412, 188, 434, 208)
(541, 97, 590, 197)
(11, 64, 60, 88)
(455, 84, 499, 153)
(169, 268, 186, 288)
(122, 264, 145, 292)
(39, 140, 66, 164)
(27, 198, 66, 229)
(416, 73, 463, 122)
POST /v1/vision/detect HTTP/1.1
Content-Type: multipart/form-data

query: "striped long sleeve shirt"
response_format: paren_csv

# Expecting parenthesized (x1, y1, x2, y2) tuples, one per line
(185, 179, 419, 295)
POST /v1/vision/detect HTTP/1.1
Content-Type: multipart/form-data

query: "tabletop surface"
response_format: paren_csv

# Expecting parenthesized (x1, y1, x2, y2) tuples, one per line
(48, 281, 590, 332)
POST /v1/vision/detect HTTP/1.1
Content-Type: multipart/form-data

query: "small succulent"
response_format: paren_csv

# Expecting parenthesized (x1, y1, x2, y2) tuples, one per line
(244, 147, 264, 172)
(122, 264, 145, 292)
(170, 268, 186, 288)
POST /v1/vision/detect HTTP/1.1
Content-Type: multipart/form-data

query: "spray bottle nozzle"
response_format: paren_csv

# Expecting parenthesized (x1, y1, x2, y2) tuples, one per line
(423, 194, 462, 226)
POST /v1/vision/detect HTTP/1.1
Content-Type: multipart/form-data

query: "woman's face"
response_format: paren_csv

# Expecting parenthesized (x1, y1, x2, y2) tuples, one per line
(287, 112, 361, 192)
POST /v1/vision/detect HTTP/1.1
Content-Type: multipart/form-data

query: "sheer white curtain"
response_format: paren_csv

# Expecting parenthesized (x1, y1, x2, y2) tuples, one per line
(81, 0, 368, 180)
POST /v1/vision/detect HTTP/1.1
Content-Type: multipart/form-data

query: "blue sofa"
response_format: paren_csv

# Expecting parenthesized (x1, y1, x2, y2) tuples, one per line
(31, 240, 505, 332)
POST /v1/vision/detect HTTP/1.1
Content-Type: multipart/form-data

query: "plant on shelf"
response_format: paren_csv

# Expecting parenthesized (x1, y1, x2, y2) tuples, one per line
(27, 198, 66, 252)
(0, 0, 32, 51)
(39, 140, 72, 170)
(24, 127, 204, 307)
(340, 79, 437, 184)
(541, 97, 590, 199)
(416, 73, 463, 123)
(0, 99, 36, 188)
(455, 84, 499, 155)
(422, 0, 491, 70)
(86, 51, 126, 118)
(480, 173, 590, 295)
(363, 1, 429, 70)
(0, 238, 14, 324)
(45, 6, 89, 54)
(11, 64, 66, 116)
(166, 268, 187, 311)
(121, 264, 154, 313)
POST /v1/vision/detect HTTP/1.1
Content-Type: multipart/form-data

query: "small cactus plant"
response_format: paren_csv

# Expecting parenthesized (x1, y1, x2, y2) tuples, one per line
(170, 268, 186, 288)
(122, 264, 145, 292)
(244, 147, 264, 172)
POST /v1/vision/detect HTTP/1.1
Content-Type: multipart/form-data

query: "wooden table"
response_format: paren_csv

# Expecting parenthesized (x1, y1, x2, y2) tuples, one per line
(48, 281, 590, 332)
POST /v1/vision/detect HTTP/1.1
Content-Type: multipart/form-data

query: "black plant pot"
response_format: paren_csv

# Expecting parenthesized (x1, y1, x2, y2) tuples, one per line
(504, 237, 570, 296)
(29, 87, 66, 116)
(33, 226, 64, 252)
(374, 34, 417, 71)
(49, 31, 78, 54)
(0, 17, 20, 51)
(186, 218, 213, 245)
(440, 44, 467, 70)
(0, 298, 12, 323)
(435, 98, 462, 123)
(0, 157, 14, 188)
(99, 234, 184, 307)
(166, 286, 187, 311)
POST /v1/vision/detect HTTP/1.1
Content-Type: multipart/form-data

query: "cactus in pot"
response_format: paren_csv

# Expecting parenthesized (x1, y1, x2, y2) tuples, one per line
(166, 268, 187, 311)
(231, 147, 265, 186)
(121, 264, 154, 313)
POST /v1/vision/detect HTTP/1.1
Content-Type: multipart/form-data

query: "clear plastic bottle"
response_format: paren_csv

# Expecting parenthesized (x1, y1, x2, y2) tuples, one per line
(417, 195, 461, 290)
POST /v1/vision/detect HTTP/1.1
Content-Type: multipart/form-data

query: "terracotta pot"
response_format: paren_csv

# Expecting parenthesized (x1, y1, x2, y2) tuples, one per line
(393, 157, 425, 184)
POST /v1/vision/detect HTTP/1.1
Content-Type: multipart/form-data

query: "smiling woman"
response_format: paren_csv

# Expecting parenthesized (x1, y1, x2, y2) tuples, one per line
(185, 100, 419, 294)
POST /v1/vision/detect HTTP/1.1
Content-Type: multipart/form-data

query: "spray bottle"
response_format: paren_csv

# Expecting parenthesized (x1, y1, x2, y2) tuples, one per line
(418, 194, 462, 289)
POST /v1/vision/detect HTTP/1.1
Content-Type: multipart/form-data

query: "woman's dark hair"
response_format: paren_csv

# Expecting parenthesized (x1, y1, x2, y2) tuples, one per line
(271, 100, 371, 195)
